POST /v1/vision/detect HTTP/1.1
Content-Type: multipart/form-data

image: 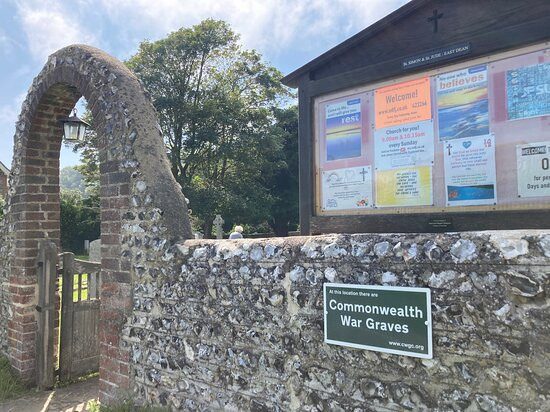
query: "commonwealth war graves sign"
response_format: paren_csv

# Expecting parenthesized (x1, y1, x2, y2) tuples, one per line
(324, 284, 432, 358)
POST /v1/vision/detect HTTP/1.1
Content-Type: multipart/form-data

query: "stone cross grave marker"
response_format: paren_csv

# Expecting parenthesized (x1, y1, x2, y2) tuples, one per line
(213, 215, 224, 239)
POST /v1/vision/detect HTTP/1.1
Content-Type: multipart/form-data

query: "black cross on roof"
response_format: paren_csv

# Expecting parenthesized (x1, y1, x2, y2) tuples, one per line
(428, 9, 444, 33)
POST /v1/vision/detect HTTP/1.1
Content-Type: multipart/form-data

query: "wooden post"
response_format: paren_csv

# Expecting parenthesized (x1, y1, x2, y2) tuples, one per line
(298, 83, 312, 235)
(36, 240, 58, 390)
(59, 252, 75, 382)
(89, 270, 98, 300)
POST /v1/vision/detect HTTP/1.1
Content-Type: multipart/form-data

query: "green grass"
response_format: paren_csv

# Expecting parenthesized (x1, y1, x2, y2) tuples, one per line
(75, 273, 89, 301)
(58, 273, 89, 302)
(75, 255, 89, 261)
(0, 356, 28, 401)
(55, 371, 99, 389)
(87, 400, 170, 412)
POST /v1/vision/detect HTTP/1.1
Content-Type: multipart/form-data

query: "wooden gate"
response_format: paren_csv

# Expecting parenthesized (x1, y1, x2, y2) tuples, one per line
(58, 252, 101, 382)
(36, 242, 102, 387)
(36, 240, 58, 389)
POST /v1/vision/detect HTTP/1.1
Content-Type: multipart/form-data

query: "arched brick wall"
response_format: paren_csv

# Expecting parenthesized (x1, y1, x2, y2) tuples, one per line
(3, 44, 192, 401)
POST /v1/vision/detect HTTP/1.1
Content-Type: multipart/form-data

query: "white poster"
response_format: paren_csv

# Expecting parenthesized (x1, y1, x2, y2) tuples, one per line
(322, 166, 373, 210)
(517, 141, 550, 198)
(443, 135, 497, 206)
(374, 120, 434, 170)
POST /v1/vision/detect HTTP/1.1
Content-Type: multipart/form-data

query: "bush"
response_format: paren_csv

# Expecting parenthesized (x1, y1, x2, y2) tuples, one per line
(0, 356, 27, 401)
(60, 190, 100, 254)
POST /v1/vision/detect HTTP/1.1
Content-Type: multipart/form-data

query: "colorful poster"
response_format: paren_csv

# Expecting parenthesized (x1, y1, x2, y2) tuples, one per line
(507, 62, 550, 120)
(517, 141, 550, 198)
(322, 166, 373, 210)
(374, 120, 434, 170)
(375, 166, 432, 207)
(374, 77, 431, 129)
(325, 99, 362, 161)
(443, 135, 496, 206)
(437, 65, 489, 141)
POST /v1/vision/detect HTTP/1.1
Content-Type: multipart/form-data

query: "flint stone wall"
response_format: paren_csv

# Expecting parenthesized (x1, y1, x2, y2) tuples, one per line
(0, 44, 191, 392)
(125, 230, 550, 411)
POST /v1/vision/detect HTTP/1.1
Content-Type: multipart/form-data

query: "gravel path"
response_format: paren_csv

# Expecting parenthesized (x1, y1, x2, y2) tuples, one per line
(0, 377, 98, 412)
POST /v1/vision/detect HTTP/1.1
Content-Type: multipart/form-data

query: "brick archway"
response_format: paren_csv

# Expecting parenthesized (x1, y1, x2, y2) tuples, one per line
(3, 45, 192, 400)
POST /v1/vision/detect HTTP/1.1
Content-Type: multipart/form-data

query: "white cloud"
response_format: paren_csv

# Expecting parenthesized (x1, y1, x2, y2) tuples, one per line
(0, 92, 26, 124)
(0, 92, 26, 168)
(0, 33, 14, 54)
(0, 27, 23, 55)
(9, 65, 32, 80)
(15, 0, 98, 63)
(97, 0, 409, 56)
(0, 92, 26, 165)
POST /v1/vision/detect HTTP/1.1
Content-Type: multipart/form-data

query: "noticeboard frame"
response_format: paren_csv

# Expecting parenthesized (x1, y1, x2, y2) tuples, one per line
(312, 41, 550, 231)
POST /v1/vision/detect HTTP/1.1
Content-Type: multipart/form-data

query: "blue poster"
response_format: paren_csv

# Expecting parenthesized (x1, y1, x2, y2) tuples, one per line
(437, 65, 489, 141)
(325, 99, 362, 161)
(507, 62, 550, 120)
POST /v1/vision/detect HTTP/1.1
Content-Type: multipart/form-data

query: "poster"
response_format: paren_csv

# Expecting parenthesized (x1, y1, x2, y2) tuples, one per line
(322, 166, 373, 210)
(517, 141, 550, 198)
(437, 65, 489, 141)
(325, 98, 362, 161)
(443, 135, 496, 206)
(375, 166, 432, 207)
(507, 61, 550, 120)
(374, 77, 431, 129)
(374, 120, 434, 170)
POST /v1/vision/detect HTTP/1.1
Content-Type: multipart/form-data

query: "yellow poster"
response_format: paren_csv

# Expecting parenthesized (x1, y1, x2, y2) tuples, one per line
(375, 166, 432, 207)
(375, 77, 432, 129)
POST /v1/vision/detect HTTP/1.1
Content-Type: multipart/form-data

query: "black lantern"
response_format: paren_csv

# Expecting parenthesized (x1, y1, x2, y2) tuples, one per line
(60, 109, 90, 143)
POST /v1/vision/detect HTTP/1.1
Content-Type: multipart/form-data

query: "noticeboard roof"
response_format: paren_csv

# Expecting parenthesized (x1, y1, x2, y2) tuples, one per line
(281, 0, 550, 90)
(281, 0, 431, 88)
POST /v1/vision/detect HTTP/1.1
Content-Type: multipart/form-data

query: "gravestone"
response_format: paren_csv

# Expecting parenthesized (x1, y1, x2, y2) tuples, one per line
(89, 239, 101, 263)
(213, 215, 224, 239)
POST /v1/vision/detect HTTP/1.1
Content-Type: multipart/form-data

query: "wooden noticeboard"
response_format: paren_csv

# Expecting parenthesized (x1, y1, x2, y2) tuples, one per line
(282, 0, 550, 235)
(315, 44, 550, 223)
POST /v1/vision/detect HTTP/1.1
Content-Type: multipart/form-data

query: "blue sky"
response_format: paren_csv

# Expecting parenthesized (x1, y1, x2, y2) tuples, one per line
(0, 0, 408, 169)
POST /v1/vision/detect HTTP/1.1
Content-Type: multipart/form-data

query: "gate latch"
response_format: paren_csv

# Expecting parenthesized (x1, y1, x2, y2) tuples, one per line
(35, 304, 54, 312)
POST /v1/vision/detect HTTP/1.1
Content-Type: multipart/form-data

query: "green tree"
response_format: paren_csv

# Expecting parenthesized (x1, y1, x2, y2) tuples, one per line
(126, 19, 290, 236)
(60, 190, 100, 254)
(263, 106, 299, 236)
(72, 110, 99, 198)
(60, 166, 86, 195)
